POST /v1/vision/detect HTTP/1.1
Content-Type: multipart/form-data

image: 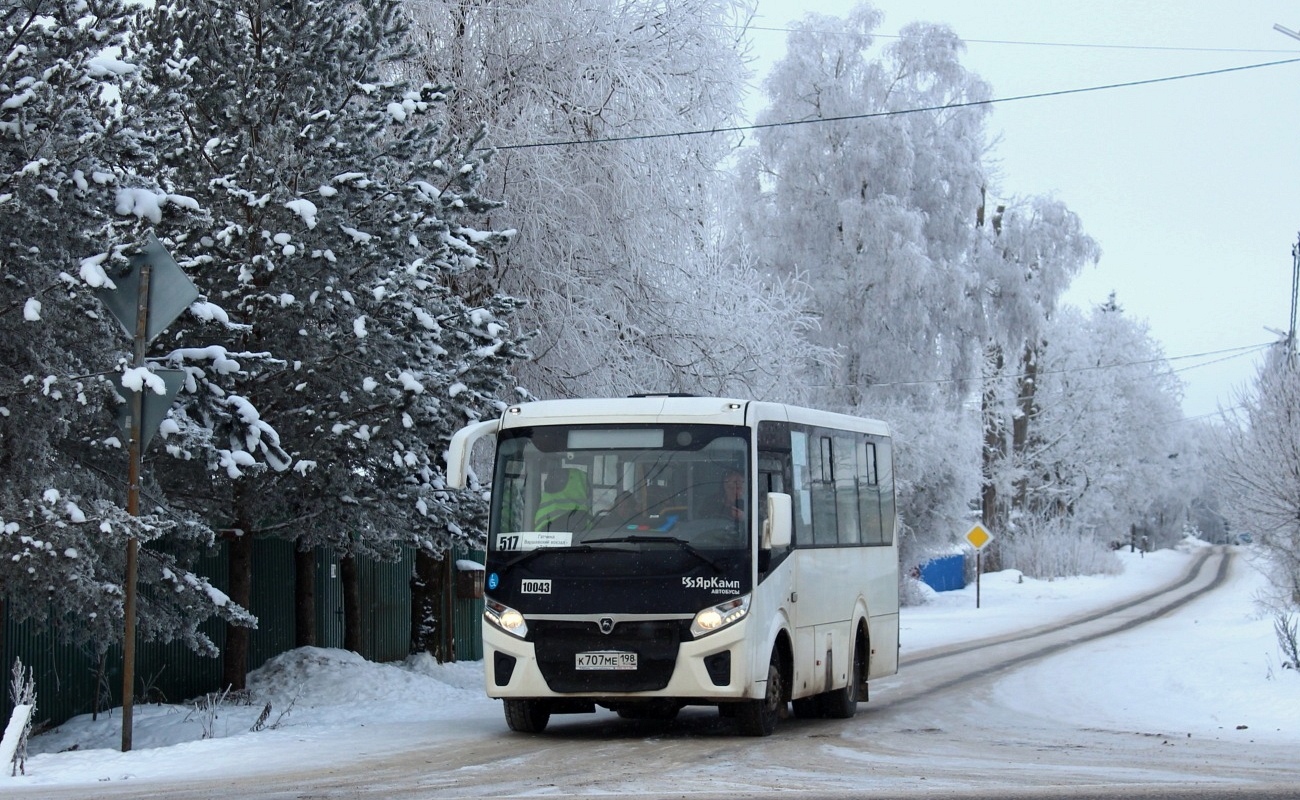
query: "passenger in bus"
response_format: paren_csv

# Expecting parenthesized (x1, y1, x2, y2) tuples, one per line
(534, 468, 592, 531)
(601, 490, 642, 527)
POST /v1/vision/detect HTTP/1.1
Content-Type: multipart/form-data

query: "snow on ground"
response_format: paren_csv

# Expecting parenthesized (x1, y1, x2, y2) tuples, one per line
(8, 539, 1298, 789)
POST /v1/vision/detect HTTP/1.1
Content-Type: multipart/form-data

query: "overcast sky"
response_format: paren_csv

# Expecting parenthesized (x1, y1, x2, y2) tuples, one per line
(749, 0, 1300, 420)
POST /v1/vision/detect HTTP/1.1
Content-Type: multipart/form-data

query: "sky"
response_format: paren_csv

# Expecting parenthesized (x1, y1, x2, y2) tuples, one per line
(747, 1, 1300, 421)
(6, 540, 1296, 793)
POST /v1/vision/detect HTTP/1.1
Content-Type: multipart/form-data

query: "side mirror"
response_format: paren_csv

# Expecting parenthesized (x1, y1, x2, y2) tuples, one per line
(763, 492, 792, 550)
(445, 419, 499, 489)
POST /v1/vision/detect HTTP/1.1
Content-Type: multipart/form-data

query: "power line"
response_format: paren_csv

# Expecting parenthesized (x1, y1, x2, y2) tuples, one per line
(490, 56, 1300, 151)
(815, 341, 1273, 390)
(1168, 346, 1270, 375)
(1172, 405, 1244, 425)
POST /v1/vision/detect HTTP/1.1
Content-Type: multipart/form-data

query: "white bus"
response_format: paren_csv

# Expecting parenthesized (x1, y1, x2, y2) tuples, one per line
(446, 396, 899, 736)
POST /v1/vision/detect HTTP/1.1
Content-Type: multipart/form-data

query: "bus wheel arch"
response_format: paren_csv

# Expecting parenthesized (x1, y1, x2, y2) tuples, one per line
(736, 631, 792, 736)
(824, 619, 868, 719)
(855, 618, 870, 698)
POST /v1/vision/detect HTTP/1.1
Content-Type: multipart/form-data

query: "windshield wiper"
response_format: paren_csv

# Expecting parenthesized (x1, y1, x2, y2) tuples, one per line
(583, 535, 722, 572)
(503, 544, 595, 571)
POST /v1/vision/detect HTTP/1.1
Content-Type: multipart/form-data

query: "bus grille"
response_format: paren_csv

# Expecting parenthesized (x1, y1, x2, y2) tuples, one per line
(531, 620, 685, 693)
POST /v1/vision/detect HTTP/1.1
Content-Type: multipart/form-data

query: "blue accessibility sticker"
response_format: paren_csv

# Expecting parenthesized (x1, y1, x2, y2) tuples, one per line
(487, 572, 500, 591)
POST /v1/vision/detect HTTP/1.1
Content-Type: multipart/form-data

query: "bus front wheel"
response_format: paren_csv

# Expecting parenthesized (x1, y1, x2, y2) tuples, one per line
(504, 699, 551, 733)
(736, 653, 784, 736)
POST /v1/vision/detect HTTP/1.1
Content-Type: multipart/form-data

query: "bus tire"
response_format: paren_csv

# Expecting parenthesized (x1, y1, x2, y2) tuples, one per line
(736, 653, 784, 736)
(823, 635, 862, 720)
(504, 699, 551, 733)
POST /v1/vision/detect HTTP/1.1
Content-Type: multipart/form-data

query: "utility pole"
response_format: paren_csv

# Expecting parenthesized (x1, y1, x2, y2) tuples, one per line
(1274, 23, 1300, 41)
(1289, 235, 1299, 361)
(1276, 20, 1300, 363)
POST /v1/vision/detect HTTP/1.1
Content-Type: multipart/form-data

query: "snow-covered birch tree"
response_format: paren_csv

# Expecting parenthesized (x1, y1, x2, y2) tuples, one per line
(737, 9, 992, 398)
(406, 0, 823, 401)
(975, 196, 1100, 551)
(733, 6, 993, 561)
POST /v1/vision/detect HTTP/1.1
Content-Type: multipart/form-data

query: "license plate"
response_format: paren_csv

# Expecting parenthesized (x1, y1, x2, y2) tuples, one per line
(575, 651, 637, 670)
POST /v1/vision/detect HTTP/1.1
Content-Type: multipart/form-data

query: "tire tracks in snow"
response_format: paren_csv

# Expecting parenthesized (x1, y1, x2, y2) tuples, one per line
(875, 546, 1230, 707)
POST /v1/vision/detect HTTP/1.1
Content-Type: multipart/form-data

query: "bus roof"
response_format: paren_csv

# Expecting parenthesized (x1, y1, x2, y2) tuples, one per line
(497, 397, 892, 438)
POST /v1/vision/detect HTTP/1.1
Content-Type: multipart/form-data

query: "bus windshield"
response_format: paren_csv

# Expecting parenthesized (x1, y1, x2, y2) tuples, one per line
(489, 423, 750, 554)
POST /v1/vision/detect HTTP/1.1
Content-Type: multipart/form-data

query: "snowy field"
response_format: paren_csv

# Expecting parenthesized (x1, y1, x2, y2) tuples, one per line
(8, 538, 1298, 791)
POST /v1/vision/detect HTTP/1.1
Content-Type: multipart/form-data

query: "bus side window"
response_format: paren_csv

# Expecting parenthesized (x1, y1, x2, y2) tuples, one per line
(858, 439, 884, 545)
(878, 439, 896, 546)
(789, 429, 812, 547)
(834, 433, 860, 544)
(757, 420, 792, 545)
(811, 434, 838, 545)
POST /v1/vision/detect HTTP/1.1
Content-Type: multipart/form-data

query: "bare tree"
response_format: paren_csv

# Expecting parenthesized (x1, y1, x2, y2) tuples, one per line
(1222, 342, 1300, 609)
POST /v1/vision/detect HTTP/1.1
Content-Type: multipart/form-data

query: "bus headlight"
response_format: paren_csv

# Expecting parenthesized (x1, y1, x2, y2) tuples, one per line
(690, 594, 750, 639)
(485, 597, 528, 639)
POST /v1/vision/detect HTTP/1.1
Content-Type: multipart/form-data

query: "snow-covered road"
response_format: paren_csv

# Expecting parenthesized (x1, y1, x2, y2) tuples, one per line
(12, 543, 1297, 799)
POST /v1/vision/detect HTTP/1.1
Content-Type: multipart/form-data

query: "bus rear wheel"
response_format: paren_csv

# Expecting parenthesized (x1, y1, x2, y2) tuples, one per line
(504, 699, 551, 733)
(736, 653, 784, 736)
(823, 635, 863, 719)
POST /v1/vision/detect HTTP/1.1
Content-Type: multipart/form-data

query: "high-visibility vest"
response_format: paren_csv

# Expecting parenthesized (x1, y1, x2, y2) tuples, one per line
(534, 469, 589, 529)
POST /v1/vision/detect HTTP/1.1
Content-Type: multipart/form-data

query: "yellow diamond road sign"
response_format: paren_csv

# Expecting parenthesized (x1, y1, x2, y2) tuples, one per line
(965, 523, 993, 551)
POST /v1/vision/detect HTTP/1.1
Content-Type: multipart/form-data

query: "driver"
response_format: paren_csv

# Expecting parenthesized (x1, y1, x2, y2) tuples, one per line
(718, 469, 746, 522)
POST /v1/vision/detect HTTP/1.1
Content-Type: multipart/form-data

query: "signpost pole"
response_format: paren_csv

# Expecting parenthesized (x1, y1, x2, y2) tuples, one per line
(95, 233, 196, 753)
(964, 523, 994, 611)
(121, 261, 151, 753)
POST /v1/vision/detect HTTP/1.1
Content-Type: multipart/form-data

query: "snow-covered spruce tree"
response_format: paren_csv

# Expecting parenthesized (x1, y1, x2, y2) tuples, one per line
(134, 0, 525, 681)
(1222, 342, 1300, 611)
(406, 0, 820, 401)
(0, 0, 253, 657)
(733, 6, 992, 564)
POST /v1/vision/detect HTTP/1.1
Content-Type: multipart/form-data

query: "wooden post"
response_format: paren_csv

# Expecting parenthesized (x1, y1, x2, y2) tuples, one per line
(294, 548, 316, 647)
(442, 554, 455, 662)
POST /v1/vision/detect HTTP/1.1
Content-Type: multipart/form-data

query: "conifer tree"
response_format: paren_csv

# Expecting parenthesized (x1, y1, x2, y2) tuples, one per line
(0, 0, 253, 655)
(133, 0, 525, 681)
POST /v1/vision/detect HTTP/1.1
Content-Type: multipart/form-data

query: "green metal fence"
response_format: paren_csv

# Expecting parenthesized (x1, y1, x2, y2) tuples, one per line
(2, 540, 484, 730)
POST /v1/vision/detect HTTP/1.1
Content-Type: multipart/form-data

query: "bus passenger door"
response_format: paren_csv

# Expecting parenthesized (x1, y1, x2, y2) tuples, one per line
(784, 429, 829, 698)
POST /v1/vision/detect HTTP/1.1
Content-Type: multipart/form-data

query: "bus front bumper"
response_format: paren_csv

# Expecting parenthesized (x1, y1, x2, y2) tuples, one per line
(482, 615, 757, 704)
